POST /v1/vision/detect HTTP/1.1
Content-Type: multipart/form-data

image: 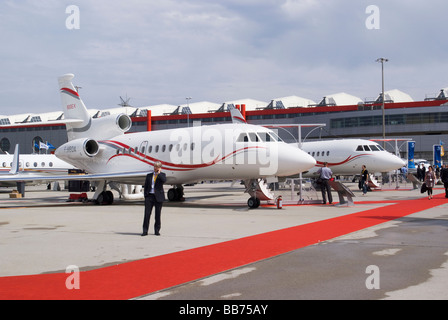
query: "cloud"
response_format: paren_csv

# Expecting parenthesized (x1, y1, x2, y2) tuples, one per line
(0, 0, 447, 115)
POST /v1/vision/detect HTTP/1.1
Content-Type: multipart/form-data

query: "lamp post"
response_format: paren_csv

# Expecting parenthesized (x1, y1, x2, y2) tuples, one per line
(186, 97, 192, 127)
(376, 57, 388, 143)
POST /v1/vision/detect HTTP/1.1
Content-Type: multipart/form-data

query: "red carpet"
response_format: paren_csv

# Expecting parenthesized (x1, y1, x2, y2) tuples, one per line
(0, 195, 445, 300)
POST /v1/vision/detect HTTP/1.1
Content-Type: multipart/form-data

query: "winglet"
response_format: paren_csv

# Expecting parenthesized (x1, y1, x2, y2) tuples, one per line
(9, 144, 19, 174)
(230, 108, 247, 124)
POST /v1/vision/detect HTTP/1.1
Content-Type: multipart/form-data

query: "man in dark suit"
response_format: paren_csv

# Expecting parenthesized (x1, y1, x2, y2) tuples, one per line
(142, 161, 166, 236)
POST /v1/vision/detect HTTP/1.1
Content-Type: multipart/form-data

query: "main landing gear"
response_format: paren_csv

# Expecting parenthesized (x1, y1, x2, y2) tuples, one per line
(167, 185, 185, 201)
(92, 181, 114, 205)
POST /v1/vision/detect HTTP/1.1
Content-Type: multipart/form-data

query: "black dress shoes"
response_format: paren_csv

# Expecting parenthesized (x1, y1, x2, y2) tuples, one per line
(141, 233, 148, 236)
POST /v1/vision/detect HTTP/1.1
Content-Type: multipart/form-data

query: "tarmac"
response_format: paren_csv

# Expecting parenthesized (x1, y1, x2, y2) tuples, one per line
(1, 180, 448, 300)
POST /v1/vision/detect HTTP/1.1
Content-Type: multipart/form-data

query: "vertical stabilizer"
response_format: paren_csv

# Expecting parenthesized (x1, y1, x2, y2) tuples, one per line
(230, 108, 247, 124)
(58, 74, 91, 141)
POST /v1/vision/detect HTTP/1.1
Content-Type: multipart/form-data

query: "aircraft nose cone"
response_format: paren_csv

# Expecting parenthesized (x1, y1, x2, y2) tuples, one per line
(387, 153, 406, 170)
(278, 144, 316, 176)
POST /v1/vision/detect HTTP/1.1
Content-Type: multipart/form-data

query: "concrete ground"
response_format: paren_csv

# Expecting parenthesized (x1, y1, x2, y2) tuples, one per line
(1, 180, 447, 300)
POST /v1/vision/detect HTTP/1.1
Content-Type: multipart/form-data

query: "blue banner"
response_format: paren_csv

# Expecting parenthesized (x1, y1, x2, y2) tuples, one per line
(408, 141, 415, 168)
(433, 145, 442, 169)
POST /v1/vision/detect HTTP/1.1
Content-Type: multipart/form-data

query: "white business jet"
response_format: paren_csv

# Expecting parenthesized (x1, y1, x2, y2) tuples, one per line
(0, 144, 75, 188)
(299, 139, 405, 180)
(0, 74, 316, 208)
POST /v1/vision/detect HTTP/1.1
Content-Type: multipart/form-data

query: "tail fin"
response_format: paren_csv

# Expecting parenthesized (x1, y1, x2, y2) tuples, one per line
(9, 144, 19, 174)
(58, 74, 91, 141)
(230, 107, 247, 124)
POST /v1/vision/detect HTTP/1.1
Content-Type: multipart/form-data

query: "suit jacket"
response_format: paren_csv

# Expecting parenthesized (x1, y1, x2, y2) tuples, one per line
(144, 171, 166, 202)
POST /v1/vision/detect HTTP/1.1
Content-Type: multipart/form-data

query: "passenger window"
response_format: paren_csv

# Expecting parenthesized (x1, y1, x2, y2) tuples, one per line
(317, 152, 320, 156)
(312, 152, 315, 157)
(148, 146, 152, 153)
(155, 145, 159, 153)
(169, 144, 173, 152)
(191, 143, 195, 150)
(356, 145, 363, 151)
(326, 151, 330, 156)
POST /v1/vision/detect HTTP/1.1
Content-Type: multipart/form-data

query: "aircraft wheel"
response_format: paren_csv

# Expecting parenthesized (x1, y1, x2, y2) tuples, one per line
(96, 191, 114, 205)
(167, 188, 177, 201)
(247, 197, 260, 209)
(105, 190, 114, 205)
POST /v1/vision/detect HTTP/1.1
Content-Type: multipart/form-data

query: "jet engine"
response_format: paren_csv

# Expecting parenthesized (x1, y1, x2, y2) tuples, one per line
(89, 113, 132, 140)
(55, 138, 100, 161)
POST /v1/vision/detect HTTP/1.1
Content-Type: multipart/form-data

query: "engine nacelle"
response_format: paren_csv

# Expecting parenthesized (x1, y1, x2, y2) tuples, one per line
(89, 113, 132, 140)
(55, 138, 100, 161)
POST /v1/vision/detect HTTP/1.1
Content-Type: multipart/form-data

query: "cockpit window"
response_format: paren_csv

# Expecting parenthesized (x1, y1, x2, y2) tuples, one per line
(248, 132, 259, 142)
(257, 132, 268, 142)
(268, 131, 282, 142)
(356, 145, 363, 151)
(237, 133, 249, 142)
(369, 145, 380, 151)
(363, 145, 371, 151)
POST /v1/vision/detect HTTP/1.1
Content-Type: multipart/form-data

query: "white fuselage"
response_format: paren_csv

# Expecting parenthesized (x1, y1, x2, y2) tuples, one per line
(56, 123, 316, 185)
(0, 154, 75, 187)
(299, 139, 405, 176)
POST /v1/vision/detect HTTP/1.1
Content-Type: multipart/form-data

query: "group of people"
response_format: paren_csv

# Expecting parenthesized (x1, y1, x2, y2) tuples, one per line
(317, 163, 370, 204)
(140, 160, 448, 235)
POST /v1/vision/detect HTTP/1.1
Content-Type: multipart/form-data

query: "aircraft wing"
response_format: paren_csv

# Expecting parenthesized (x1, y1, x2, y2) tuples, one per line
(0, 171, 151, 186)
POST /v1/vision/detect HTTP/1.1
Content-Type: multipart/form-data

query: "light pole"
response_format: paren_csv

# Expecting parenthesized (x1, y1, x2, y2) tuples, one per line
(186, 97, 192, 127)
(376, 57, 388, 143)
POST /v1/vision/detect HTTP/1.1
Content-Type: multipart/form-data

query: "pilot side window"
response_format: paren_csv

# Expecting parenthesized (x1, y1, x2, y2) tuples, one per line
(356, 145, 363, 151)
(369, 145, 380, 151)
(237, 133, 249, 142)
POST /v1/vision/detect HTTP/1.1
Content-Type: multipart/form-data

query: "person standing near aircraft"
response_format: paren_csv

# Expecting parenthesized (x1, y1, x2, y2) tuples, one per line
(142, 161, 166, 236)
(360, 165, 369, 195)
(440, 164, 448, 198)
(424, 165, 436, 200)
(317, 162, 333, 204)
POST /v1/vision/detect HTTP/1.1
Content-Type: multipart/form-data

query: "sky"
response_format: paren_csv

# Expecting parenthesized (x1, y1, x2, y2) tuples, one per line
(0, 0, 447, 115)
